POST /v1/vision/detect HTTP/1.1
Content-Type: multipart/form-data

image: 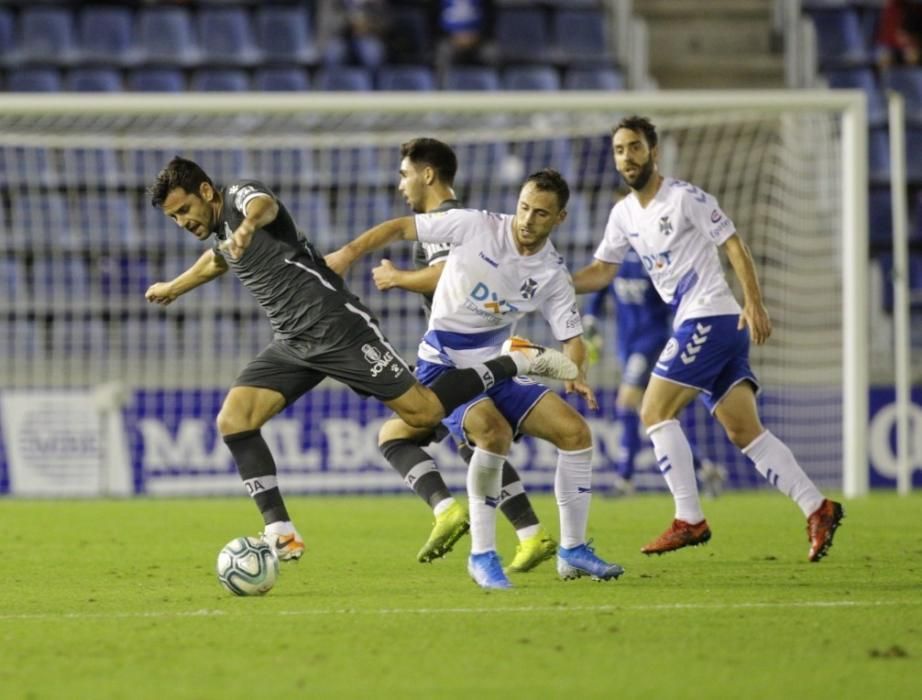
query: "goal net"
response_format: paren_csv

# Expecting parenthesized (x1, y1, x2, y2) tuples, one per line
(0, 92, 866, 496)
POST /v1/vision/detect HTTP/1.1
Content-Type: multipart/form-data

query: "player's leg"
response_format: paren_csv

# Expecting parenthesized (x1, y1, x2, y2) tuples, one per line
(713, 381, 844, 562)
(378, 417, 470, 563)
(461, 400, 514, 589)
(519, 392, 624, 581)
(456, 442, 556, 574)
(612, 382, 644, 494)
(217, 342, 324, 561)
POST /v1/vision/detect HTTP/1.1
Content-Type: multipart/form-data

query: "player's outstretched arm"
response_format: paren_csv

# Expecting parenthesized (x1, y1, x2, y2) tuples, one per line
(722, 233, 772, 344)
(325, 216, 418, 276)
(373, 259, 444, 293)
(145, 250, 229, 306)
(221, 195, 278, 260)
(561, 335, 598, 410)
(572, 259, 620, 294)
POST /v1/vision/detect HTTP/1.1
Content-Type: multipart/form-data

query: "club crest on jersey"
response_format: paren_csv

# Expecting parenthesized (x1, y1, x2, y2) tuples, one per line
(520, 278, 538, 299)
(467, 282, 519, 317)
(361, 343, 396, 377)
(659, 216, 673, 236)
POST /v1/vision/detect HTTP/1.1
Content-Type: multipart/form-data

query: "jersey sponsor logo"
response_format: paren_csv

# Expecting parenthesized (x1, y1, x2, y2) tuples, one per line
(710, 209, 722, 223)
(361, 343, 401, 378)
(520, 277, 538, 299)
(658, 216, 673, 236)
(467, 282, 519, 317)
(479, 251, 499, 268)
(641, 250, 672, 271)
(709, 217, 733, 238)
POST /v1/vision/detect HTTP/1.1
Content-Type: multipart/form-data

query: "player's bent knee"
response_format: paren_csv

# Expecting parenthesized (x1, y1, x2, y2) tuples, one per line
(557, 418, 592, 451)
(377, 418, 431, 446)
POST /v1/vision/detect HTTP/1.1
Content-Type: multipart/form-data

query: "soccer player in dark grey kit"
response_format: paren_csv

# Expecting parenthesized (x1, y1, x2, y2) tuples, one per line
(373, 137, 557, 572)
(144, 157, 576, 561)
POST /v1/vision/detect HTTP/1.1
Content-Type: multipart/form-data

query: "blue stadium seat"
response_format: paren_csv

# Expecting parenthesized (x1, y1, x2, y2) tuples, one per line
(882, 67, 922, 124)
(495, 8, 549, 63)
(0, 320, 42, 358)
(78, 5, 133, 65)
(912, 192, 922, 242)
(32, 258, 91, 302)
(119, 317, 179, 356)
(67, 68, 123, 92)
(452, 141, 509, 186)
(137, 7, 200, 65)
(314, 67, 373, 91)
(553, 9, 610, 64)
(311, 146, 384, 186)
(0, 147, 54, 187)
(59, 148, 122, 187)
(51, 317, 108, 357)
(187, 149, 250, 183)
(103, 256, 156, 299)
(377, 65, 436, 91)
(0, 258, 28, 303)
(322, 35, 386, 69)
(252, 149, 315, 185)
(333, 192, 395, 242)
(443, 66, 500, 91)
(906, 128, 922, 182)
(868, 187, 893, 245)
(503, 66, 560, 91)
(826, 67, 886, 126)
(0, 9, 14, 62)
(573, 134, 619, 189)
(127, 68, 185, 93)
(190, 69, 250, 92)
(280, 190, 335, 250)
(254, 67, 310, 92)
(255, 6, 315, 63)
(809, 8, 869, 67)
(514, 139, 575, 182)
(564, 66, 625, 91)
(72, 194, 138, 249)
(11, 193, 69, 250)
(6, 68, 62, 92)
(197, 7, 260, 65)
(15, 7, 77, 64)
(562, 192, 594, 244)
(869, 128, 890, 184)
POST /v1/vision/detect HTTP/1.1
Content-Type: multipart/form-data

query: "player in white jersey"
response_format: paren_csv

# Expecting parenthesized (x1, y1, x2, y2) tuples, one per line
(374, 137, 557, 572)
(327, 169, 624, 589)
(572, 116, 844, 562)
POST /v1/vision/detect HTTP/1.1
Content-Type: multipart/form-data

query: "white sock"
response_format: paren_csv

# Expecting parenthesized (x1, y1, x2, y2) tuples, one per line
(555, 446, 593, 549)
(516, 524, 540, 541)
(647, 419, 705, 524)
(264, 520, 294, 536)
(467, 447, 505, 554)
(433, 497, 455, 516)
(742, 430, 825, 517)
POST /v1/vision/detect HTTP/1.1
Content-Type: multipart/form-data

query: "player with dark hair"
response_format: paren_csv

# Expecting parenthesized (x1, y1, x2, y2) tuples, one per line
(573, 116, 844, 562)
(373, 137, 557, 572)
(327, 167, 624, 589)
(145, 156, 578, 562)
(584, 256, 726, 497)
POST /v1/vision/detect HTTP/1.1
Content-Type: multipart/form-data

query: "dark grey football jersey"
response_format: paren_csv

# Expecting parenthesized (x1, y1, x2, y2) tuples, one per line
(411, 198, 459, 315)
(212, 180, 372, 347)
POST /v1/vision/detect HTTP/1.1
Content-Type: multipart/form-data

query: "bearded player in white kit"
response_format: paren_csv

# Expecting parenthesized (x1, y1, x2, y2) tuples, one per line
(572, 116, 844, 562)
(327, 168, 624, 589)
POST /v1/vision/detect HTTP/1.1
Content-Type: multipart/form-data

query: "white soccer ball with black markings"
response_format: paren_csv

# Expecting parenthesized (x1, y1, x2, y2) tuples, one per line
(216, 536, 279, 596)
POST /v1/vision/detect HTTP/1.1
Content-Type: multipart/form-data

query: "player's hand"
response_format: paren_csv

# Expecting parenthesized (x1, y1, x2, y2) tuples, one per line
(739, 301, 772, 345)
(145, 282, 178, 306)
(324, 248, 352, 276)
(565, 379, 598, 411)
(221, 221, 255, 260)
(372, 259, 400, 290)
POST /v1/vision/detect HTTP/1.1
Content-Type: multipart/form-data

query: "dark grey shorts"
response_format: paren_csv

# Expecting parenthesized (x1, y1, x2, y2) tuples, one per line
(234, 333, 417, 406)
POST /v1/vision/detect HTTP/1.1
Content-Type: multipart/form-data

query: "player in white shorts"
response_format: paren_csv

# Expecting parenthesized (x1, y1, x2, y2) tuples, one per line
(327, 168, 624, 589)
(572, 116, 844, 562)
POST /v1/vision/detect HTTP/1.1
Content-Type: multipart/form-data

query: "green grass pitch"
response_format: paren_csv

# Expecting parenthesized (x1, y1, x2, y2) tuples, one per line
(1, 491, 919, 699)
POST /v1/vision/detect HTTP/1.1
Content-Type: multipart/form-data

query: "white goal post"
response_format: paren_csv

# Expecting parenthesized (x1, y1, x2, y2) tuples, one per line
(0, 90, 868, 496)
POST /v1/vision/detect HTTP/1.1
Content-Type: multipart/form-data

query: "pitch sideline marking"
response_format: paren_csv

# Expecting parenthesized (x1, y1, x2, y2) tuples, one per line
(0, 599, 916, 622)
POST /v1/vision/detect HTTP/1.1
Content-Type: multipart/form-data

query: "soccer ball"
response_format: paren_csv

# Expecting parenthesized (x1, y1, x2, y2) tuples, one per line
(216, 536, 280, 596)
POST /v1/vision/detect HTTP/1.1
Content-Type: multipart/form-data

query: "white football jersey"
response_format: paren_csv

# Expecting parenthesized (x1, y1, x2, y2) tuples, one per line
(594, 177, 741, 326)
(414, 208, 581, 367)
